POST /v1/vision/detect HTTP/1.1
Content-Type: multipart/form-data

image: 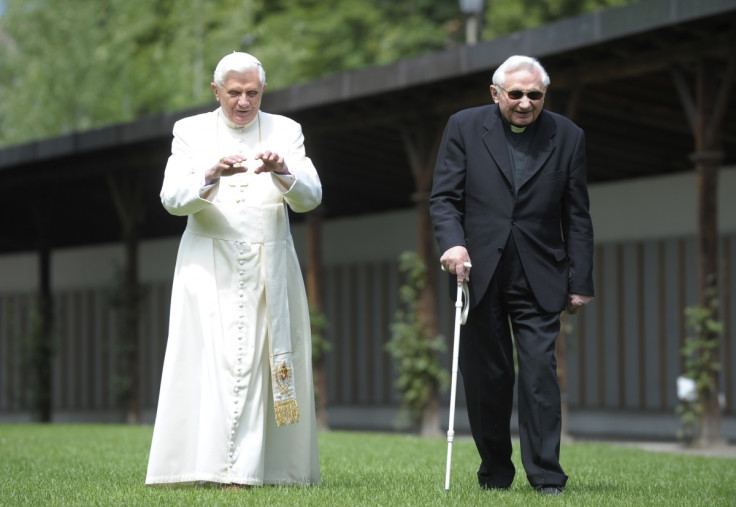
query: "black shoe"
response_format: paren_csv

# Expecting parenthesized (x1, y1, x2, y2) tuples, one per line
(536, 485, 564, 495)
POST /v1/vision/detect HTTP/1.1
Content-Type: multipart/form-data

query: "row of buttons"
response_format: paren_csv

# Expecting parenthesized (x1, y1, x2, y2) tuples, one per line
(227, 241, 251, 475)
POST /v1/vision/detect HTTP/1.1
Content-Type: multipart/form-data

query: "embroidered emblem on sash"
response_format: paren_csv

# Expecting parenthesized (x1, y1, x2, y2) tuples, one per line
(271, 356, 301, 426)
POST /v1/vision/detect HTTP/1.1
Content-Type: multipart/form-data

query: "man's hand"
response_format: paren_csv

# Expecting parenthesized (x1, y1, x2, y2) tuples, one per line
(205, 155, 248, 186)
(567, 294, 593, 314)
(253, 150, 291, 175)
(440, 246, 472, 286)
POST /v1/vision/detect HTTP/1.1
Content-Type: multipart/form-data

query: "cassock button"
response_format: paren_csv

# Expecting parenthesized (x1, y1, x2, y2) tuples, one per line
(498, 248, 504, 254)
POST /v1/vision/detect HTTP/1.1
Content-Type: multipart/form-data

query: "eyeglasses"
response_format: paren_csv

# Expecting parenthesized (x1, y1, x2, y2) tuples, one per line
(495, 85, 545, 101)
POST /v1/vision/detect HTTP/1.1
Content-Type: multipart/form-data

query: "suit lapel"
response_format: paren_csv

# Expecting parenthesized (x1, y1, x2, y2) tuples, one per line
(481, 110, 513, 186)
(516, 111, 556, 191)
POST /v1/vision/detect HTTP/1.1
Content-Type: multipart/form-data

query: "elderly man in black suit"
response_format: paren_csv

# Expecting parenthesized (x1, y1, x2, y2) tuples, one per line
(430, 55, 594, 496)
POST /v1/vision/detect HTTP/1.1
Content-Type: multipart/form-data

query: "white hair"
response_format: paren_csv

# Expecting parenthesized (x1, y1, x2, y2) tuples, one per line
(492, 55, 550, 88)
(213, 52, 266, 88)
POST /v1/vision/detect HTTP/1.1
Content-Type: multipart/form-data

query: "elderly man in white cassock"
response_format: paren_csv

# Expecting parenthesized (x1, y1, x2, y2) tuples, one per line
(146, 52, 321, 489)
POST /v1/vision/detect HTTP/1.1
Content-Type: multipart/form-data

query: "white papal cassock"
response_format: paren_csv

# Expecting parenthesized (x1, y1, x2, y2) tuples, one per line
(145, 108, 321, 486)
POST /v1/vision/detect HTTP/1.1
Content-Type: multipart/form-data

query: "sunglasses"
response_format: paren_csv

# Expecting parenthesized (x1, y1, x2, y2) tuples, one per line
(496, 85, 545, 101)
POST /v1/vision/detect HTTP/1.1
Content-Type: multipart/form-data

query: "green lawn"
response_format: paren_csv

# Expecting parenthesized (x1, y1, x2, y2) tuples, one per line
(0, 424, 734, 506)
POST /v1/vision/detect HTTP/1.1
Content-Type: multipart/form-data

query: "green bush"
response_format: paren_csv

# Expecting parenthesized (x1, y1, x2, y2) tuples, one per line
(386, 251, 449, 426)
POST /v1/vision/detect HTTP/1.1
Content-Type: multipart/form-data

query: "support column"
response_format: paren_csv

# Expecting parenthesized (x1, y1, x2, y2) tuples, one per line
(692, 148, 724, 446)
(402, 123, 444, 437)
(306, 209, 329, 430)
(107, 172, 143, 424)
(682, 54, 735, 446)
(36, 241, 53, 422)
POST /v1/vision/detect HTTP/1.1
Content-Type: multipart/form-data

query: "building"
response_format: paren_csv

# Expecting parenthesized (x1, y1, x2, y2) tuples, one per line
(2, 0, 736, 441)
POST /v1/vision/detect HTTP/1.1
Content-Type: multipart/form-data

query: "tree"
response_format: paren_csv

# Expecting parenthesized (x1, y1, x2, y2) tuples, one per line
(243, 0, 463, 88)
(483, 0, 634, 38)
(0, 0, 257, 147)
(0, 0, 637, 148)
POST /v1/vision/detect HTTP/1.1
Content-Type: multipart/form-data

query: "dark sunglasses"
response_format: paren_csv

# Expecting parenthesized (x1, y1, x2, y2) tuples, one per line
(496, 85, 545, 101)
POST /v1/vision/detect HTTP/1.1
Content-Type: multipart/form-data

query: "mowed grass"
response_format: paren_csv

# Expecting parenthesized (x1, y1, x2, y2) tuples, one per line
(1, 424, 735, 506)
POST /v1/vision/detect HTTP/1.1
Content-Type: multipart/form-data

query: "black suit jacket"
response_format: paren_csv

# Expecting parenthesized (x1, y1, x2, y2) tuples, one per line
(430, 104, 594, 312)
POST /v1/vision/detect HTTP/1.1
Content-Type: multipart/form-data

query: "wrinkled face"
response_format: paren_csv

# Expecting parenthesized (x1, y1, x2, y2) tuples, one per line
(211, 68, 265, 126)
(490, 68, 546, 127)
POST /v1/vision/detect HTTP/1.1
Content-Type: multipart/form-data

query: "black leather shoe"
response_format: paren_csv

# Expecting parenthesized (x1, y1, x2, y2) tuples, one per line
(535, 485, 564, 495)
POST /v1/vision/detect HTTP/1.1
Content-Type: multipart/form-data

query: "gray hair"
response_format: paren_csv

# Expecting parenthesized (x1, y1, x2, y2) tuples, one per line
(492, 55, 550, 89)
(213, 52, 266, 88)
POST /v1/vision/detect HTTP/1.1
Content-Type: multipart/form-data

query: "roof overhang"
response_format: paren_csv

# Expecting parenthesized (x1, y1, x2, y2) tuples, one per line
(1, 0, 735, 253)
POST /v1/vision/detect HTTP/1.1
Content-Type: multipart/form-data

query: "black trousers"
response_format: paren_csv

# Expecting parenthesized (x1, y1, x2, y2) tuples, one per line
(460, 235, 567, 489)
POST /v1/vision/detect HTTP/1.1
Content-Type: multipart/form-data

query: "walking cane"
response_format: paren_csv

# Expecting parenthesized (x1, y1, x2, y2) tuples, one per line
(444, 262, 471, 491)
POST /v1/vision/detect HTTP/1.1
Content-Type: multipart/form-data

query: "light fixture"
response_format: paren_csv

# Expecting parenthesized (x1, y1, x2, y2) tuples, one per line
(459, 0, 485, 45)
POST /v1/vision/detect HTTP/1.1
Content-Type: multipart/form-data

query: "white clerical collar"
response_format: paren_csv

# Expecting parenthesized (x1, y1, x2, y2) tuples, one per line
(219, 108, 259, 130)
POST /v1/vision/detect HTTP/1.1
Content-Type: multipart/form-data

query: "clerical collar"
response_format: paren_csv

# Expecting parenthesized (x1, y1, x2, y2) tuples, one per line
(510, 124, 527, 134)
(219, 108, 259, 130)
(499, 114, 532, 135)
(216, 108, 262, 160)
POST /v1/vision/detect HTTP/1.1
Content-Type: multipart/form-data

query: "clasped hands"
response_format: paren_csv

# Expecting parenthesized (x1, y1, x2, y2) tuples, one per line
(205, 151, 290, 186)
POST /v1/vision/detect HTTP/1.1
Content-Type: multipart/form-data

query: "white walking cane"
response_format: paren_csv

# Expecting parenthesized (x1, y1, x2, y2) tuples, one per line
(444, 262, 471, 491)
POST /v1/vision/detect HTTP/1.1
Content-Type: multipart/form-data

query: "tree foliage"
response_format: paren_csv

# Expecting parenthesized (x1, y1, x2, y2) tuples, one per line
(483, 0, 634, 37)
(250, 0, 462, 87)
(0, 0, 257, 145)
(0, 0, 634, 147)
